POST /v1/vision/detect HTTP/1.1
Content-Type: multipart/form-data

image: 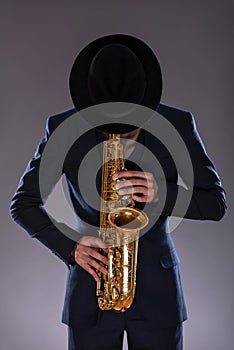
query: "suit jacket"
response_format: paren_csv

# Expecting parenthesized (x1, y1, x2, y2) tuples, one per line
(10, 103, 227, 328)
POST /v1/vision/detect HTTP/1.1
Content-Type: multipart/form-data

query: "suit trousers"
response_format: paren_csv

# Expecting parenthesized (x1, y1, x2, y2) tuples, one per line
(67, 309, 183, 350)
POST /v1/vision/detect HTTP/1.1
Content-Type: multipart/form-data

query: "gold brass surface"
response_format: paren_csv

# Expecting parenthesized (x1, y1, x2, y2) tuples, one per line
(96, 134, 148, 312)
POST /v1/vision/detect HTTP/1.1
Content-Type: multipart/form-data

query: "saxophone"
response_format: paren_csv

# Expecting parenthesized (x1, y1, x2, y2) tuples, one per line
(96, 133, 148, 312)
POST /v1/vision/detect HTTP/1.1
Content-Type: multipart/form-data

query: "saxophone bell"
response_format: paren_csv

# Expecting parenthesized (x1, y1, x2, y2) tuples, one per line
(108, 207, 148, 233)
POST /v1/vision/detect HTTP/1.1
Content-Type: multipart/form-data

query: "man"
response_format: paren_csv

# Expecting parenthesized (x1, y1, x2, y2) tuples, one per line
(10, 34, 227, 350)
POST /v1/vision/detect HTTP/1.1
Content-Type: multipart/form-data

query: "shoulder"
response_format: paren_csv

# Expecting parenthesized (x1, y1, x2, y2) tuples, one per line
(157, 103, 189, 115)
(156, 103, 194, 129)
(46, 107, 77, 133)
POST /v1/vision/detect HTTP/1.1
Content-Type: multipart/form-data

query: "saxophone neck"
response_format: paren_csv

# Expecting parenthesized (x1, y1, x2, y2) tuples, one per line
(108, 133, 120, 140)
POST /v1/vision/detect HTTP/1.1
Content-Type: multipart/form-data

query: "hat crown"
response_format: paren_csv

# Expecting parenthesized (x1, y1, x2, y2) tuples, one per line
(88, 43, 146, 105)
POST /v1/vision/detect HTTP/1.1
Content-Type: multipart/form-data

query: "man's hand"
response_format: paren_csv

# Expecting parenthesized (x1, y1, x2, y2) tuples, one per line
(72, 236, 109, 282)
(114, 171, 159, 203)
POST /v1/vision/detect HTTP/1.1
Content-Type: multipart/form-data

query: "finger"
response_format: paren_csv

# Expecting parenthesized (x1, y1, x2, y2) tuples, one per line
(87, 247, 109, 266)
(86, 256, 108, 275)
(118, 186, 149, 196)
(132, 194, 148, 202)
(75, 252, 108, 277)
(76, 246, 107, 263)
(133, 188, 158, 203)
(93, 246, 109, 254)
(114, 171, 153, 180)
(116, 178, 150, 190)
(75, 244, 109, 266)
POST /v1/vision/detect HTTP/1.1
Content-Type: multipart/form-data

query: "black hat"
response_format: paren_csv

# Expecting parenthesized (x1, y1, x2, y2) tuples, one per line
(69, 34, 162, 133)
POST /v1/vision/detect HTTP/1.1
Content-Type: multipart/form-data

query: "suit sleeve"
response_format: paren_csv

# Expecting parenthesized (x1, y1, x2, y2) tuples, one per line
(10, 117, 80, 268)
(152, 112, 227, 220)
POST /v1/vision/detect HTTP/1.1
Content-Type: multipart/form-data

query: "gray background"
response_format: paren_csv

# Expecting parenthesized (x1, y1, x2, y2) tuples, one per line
(1, 1, 233, 349)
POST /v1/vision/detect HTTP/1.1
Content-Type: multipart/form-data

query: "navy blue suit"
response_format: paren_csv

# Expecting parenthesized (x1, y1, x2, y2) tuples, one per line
(10, 104, 227, 348)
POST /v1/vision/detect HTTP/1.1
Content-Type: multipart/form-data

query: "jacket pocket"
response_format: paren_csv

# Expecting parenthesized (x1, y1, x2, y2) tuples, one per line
(159, 248, 180, 269)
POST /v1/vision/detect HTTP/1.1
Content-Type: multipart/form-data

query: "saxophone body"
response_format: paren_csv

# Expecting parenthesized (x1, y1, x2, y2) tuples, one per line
(96, 134, 148, 312)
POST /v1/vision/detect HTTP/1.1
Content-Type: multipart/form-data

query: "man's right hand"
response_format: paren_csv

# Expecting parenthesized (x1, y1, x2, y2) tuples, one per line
(72, 236, 109, 282)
